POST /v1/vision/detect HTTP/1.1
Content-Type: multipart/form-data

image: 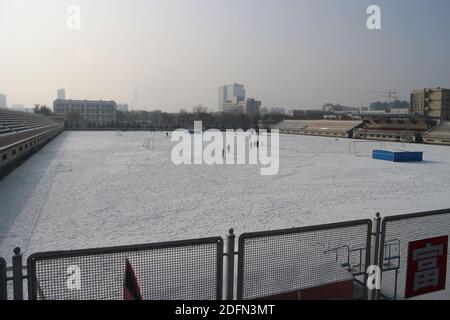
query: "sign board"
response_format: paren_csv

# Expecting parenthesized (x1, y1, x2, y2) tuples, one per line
(405, 236, 448, 298)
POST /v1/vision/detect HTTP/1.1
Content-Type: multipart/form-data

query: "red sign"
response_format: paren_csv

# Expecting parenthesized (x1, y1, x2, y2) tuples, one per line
(405, 236, 448, 299)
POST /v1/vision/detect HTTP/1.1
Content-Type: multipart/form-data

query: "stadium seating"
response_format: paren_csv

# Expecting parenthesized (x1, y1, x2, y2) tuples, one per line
(271, 120, 363, 138)
(424, 121, 450, 145)
(352, 115, 430, 143)
(0, 109, 60, 149)
(1, 109, 63, 174)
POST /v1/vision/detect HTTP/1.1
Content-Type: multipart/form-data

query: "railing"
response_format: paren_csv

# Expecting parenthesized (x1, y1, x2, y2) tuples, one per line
(236, 220, 372, 300)
(0, 257, 6, 300)
(27, 237, 223, 300)
(2, 209, 450, 300)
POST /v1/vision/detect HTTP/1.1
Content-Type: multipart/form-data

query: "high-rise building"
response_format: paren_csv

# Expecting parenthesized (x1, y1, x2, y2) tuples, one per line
(218, 86, 227, 110)
(53, 99, 117, 126)
(218, 84, 246, 110)
(0, 94, 7, 109)
(410, 88, 450, 120)
(57, 89, 66, 100)
(245, 98, 261, 116)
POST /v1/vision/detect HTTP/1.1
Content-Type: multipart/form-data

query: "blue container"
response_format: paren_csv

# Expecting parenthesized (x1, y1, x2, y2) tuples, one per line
(372, 150, 423, 162)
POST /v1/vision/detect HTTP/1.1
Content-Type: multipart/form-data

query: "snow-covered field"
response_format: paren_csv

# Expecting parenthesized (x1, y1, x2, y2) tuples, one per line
(1, 131, 450, 259)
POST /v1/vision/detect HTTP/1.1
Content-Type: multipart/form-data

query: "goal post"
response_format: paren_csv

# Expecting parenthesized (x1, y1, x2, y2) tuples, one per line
(349, 140, 387, 157)
(142, 137, 155, 150)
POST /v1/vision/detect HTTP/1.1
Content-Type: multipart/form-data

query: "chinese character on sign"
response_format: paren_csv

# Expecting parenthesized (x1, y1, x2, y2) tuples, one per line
(405, 236, 448, 298)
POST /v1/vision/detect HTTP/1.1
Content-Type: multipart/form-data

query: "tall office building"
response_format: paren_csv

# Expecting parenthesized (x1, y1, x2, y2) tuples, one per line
(57, 89, 66, 100)
(218, 84, 246, 110)
(0, 94, 7, 109)
(410, 88, 450, 120)
(218, 86, 227, 110)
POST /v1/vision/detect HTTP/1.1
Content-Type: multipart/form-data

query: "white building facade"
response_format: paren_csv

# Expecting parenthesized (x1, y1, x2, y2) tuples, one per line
(53, 99, 117, 126)
(218, 83, 246, 110)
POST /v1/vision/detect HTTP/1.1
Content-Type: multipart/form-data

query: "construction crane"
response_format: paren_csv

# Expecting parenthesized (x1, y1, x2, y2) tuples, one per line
(365, 90, 400, 111)
(366, 90, 399, 103)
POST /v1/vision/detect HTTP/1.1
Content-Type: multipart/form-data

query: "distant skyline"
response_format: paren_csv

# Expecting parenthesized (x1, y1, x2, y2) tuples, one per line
(1, 0, 450, 111)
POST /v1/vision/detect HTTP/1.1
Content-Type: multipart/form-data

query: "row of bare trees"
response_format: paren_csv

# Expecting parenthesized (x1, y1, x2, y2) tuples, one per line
(115, 108, 290, 131)
(31, 104, 290, 130)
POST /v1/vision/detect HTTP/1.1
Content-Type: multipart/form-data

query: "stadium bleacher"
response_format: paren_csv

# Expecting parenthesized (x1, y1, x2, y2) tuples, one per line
(424, 121, 450, 145)
(353, 115, 431, 143)
(271, 116, 438, 144)
(0, 109, 60, 148)
(271, 120, 363, 138)
(0, 109, 63, 174)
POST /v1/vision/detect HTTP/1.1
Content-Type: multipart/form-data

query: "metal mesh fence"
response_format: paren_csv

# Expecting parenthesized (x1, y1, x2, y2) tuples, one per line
(0, 257, 6, 300)
(237, 220, 372, 300)
(379, 209, 450, 300)
(27, 237, 223, 300)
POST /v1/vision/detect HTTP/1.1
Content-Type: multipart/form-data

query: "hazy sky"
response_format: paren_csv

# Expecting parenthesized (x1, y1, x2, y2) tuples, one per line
(1, 0, 449, 112)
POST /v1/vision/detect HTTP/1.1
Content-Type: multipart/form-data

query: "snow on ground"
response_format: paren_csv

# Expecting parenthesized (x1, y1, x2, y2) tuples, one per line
(1, 131, 450, 259)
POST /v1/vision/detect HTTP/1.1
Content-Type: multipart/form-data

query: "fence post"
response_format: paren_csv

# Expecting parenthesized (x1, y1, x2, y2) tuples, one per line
(12, 247, 24, 300)
(369, 212, 382, 300)
(226, 228, 235, 300)
(0, 258, 6, 300)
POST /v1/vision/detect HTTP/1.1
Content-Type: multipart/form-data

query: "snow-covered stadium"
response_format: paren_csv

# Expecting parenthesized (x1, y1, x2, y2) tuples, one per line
(3, 0, 450, 307)
(1, 130, 450, 258)
(2, 124, 450, 301)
